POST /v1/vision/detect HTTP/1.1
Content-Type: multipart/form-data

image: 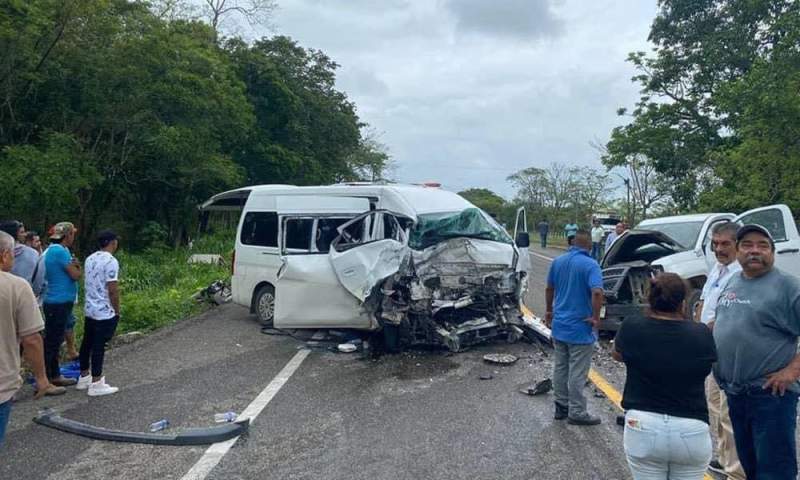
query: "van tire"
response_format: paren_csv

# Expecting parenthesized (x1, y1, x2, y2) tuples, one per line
(254, 285, 275, 327)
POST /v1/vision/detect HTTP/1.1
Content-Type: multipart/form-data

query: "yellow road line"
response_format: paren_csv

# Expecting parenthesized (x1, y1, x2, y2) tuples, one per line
(520, 302, 713, 479)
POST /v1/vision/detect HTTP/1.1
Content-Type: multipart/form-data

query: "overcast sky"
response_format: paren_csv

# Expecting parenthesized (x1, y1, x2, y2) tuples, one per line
(269, 0, 659, 198)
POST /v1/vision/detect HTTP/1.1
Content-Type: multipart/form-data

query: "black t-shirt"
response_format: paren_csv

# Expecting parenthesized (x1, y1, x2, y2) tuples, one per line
(615, 316, 717, 424)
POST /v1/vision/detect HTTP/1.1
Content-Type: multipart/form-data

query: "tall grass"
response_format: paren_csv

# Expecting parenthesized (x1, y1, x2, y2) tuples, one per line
(92, 232, 233, 335)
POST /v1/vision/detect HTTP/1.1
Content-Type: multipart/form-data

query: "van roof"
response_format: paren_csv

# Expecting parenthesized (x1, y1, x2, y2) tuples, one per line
(201, 183, 474, 218)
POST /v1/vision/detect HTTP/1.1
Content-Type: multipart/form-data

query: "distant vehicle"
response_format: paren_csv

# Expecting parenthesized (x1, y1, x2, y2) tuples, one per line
(598, 204, 800, 331)
(201, 183, 532, 352)
(592, 210, 622, 237)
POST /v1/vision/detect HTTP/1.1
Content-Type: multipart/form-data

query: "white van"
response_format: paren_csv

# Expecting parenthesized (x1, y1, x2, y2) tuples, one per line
(201, 184, 531, 351)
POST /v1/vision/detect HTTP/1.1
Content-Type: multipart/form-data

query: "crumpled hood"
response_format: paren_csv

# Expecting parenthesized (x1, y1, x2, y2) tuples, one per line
(602, 229, 685, 268)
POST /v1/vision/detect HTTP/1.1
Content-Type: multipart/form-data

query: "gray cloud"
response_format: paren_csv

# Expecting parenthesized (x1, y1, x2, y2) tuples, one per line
(271, 0, 659, 197)
(445, 0, 564, 40)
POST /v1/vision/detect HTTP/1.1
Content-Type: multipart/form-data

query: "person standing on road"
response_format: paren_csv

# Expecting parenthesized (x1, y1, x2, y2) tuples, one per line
(613, 273, 716, 479)
(545, 230, 604, 425)
(0, 231, 65, 446)
(694, 222, 744, 479)
(714, 224, 800, 479)
(0, 220, 44, 294)
(42, 222, 81, 388)
(564, 221, 579, 246)
(76, 231, 121, 396)
(537, 218, 550, 248)
(590, 219, 605, 261)
(605, 222, 625, 252)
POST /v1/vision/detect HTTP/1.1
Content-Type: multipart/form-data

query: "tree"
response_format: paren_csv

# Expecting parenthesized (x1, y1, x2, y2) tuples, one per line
(201, 0, 275, 37)
(458, 188, 507, 219)
(344, 130, 395, 182)
(605, 0, 800, 211)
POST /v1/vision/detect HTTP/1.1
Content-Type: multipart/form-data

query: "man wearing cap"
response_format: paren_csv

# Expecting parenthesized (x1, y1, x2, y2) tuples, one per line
(41, 222, 81, 387)
(76, 231, 121, 396)
(714, 224, 800, 479)
(0, 231, 65, 445)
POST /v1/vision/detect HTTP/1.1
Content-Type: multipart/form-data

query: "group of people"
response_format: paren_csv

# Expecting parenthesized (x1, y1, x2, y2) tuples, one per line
(536, 217, 628, 261)
(546, 223, 800, 479)
(0, 220, 122, 446)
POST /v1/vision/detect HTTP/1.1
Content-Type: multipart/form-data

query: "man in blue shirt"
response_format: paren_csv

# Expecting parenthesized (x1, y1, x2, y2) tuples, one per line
(42, 222, 82, 387)
(545, 230, 604, 425)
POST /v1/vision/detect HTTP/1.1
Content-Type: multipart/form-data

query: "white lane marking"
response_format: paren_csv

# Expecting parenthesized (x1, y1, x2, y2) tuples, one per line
(529, 250, 555, 262)
(181, 349, 311, 480)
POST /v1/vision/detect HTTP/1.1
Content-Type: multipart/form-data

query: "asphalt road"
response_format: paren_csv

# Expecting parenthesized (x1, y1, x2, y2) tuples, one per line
(2, 248, 633, 480)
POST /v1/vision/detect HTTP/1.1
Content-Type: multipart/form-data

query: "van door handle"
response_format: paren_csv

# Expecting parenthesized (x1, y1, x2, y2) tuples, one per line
(778, 248, 800, 254)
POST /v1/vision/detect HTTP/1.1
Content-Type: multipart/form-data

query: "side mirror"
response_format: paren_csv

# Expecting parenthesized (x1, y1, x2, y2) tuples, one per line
(515, 232, 530, 248)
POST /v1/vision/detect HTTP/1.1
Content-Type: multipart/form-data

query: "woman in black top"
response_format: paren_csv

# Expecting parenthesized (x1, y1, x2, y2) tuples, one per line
(613, 273, 717, 480)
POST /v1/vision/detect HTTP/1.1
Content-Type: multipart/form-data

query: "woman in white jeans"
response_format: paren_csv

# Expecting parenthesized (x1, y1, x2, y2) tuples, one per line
(612, 273, 717, 480)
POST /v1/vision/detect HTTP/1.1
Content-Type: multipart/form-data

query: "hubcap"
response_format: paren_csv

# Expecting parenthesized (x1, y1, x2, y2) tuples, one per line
(258, 292, 275, 322)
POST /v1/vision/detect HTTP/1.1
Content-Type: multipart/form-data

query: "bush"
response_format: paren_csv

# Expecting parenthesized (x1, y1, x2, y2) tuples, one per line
(84, 230, 234, 335)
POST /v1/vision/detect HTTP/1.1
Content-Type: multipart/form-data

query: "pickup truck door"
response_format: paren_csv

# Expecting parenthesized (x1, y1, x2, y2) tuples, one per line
(274, 196, 375, 330)
(329, 210, 410, 302)
(734, 204, 800, 278)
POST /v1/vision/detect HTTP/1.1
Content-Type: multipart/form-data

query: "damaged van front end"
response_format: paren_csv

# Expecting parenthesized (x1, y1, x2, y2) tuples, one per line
(330, 208, 529, 352)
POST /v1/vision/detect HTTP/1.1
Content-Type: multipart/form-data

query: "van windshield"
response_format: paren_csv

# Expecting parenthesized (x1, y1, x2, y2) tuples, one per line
(409, 208, 513, 250)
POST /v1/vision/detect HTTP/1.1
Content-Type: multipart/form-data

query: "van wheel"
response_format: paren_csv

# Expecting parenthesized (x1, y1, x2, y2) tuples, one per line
(255, 285, 275, 327)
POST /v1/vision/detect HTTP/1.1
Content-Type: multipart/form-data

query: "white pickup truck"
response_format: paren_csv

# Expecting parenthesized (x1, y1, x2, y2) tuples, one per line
(599, 204, 800, 331)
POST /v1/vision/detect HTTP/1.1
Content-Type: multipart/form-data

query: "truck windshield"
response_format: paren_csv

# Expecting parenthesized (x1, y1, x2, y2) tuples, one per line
(637, 221, 704, 249)
(409, 208, 513, 250)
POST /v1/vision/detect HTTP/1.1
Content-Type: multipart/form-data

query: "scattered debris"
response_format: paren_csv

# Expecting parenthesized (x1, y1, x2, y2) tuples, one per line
(616, 415, 625, 426)
(187, 254, 225, 265)
(337, 343, 357, 353)
(483, 353, 518, 365)
(593, 389, 606, 399)
(519, 378, 553, 396)
(479, 373, 494, 380)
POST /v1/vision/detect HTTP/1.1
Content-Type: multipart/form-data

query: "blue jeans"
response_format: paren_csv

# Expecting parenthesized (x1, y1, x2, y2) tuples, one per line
(0, 399, 11, 447)
(591, 242, 601, 260)
(540, 233, 547, 248)
(623, 409, 712, 480)
(726, 387, 798, 480)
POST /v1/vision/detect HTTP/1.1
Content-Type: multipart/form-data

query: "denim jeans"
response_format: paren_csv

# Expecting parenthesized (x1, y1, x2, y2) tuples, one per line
(79, 316, 119, 377)
(591, 242, 601, 260)
(540, 233, 547, 248)
(624, 409, 712, 480)
(552, 339, 594, 418)
(726, 387, 798, 480)
(0, 399, 11, 447)
(43, 302, 73, 379)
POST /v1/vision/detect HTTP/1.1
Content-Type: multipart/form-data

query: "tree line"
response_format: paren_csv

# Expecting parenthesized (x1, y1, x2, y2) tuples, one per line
(0, 0, 390, 250)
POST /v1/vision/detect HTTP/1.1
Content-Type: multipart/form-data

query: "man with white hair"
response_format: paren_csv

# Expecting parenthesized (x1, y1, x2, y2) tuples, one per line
(0, 231, 64, 446)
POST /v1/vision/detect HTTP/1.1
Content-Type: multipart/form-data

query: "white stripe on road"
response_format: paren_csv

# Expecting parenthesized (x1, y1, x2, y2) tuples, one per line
(529, 250, 554, 262)
(181, 349, 311, 480)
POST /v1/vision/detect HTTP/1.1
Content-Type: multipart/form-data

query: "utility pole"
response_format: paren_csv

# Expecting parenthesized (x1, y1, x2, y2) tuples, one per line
(624, 178, 632, 226)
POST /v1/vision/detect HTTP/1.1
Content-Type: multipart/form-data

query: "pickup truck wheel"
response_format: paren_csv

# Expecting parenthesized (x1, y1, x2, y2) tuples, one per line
(255, 285, 275, 327)
(687, 288, 702, 320)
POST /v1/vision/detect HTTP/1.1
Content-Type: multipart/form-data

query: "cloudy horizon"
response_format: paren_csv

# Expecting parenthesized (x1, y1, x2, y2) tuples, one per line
(267, 0, 659, 199)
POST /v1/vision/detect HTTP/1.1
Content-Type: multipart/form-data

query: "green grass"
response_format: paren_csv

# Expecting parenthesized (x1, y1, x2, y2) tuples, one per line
(74, 232, 233, 338)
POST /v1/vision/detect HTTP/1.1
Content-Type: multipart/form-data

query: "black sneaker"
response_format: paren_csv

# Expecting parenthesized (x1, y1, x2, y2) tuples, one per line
(554, 403, 569, 420)
(568, 414, 602, 426)
(708, 460, 725, 474)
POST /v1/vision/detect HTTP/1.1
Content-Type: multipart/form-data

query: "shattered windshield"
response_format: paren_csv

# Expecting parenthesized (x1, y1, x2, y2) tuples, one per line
(408, 208, 513, 250)
(637, 221, 703, 249)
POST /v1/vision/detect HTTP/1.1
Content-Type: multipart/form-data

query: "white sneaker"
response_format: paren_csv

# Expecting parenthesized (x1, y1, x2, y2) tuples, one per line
(76, 374, 92, 391)
(87, 377, 119, 397)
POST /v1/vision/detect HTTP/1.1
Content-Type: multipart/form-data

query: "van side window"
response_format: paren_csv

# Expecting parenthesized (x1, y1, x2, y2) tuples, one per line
(241, 212, 278, 247)
(285, 218, 314, 250)
(316, 218, 350, 253)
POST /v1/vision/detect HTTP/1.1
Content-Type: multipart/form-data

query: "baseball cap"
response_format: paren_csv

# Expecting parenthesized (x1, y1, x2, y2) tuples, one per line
(96, 230, 119, 248)
(49, 222, 76, 240)
(736, 224, 775, 246)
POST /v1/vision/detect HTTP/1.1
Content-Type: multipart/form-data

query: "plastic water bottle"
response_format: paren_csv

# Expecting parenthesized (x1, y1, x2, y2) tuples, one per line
(214, 412, 237, 423)
(149, 419, 169, 432)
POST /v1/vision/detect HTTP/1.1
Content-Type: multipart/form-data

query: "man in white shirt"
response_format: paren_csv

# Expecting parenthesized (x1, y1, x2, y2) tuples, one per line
(696, 221, 744, 479)
(590, 219, 605, 261)
(76, 231, 121, 397)
(605, 222, 625, 252)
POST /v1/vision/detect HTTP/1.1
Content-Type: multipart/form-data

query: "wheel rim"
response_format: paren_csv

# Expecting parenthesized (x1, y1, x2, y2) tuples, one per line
(258, 292, 275, 322)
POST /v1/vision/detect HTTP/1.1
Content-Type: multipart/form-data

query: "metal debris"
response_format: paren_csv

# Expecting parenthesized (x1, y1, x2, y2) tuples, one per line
(519, 378, 553, 396)
(483, 353, 518, 365)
